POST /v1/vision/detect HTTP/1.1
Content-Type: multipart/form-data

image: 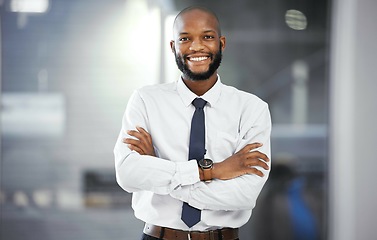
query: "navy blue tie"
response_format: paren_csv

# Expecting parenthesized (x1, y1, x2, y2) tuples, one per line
(181, 98, 207, 228)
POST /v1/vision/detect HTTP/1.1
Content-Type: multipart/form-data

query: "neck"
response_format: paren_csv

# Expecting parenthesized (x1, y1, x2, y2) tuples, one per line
(182, 73, 218, 96)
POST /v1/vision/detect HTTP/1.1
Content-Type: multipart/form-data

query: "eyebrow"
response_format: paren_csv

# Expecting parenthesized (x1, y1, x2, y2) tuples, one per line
(179, 30, 217, 35)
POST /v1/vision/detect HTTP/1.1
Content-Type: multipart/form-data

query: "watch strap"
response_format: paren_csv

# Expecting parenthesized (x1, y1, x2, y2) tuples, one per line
(202, 167, 212, 182)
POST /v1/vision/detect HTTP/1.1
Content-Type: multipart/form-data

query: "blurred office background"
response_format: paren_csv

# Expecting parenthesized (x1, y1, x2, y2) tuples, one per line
(1, 0, 376, 239)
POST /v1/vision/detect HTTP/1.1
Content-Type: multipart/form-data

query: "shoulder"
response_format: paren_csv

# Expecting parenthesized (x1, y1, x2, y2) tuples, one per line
(138, 81, 176, 93)
(221, 83, 268, 108)
(135, 82, 177, 98)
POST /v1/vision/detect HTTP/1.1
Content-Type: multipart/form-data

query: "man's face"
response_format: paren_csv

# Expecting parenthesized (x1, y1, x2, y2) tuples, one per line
(174, 44, 223, 81)
(171, 10, 226, 81)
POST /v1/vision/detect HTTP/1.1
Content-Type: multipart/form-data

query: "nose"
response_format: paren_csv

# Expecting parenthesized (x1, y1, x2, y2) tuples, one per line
(189, 39, 204, 51)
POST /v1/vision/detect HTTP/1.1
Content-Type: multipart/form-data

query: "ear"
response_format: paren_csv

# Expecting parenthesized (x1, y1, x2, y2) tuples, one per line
(220, 36, 226, 51)
(170, 40, 175, 53)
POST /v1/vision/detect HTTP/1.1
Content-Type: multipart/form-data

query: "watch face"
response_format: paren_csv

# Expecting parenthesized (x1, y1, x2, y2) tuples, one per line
(199, 158, 213, 169)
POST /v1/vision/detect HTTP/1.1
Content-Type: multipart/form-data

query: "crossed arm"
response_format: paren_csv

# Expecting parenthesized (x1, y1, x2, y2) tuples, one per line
(124, 126, 270, 181)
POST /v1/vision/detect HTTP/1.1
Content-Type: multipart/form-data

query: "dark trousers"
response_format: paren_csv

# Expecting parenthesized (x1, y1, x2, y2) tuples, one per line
(141, 234, 160, 240)
(141, 233, 240, 240)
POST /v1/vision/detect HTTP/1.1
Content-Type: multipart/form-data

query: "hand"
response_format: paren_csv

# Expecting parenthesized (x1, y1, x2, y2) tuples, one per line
(123, 126, 156, 156)
(212, 143, 269, 180)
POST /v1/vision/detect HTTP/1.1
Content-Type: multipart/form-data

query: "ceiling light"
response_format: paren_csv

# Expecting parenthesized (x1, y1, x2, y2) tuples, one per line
(285, 9, 307, 30)
(10, 0, 49, 13)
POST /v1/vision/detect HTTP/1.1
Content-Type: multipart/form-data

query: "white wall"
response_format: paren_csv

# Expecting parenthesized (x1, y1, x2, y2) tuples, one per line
(329, 0, 377, 239)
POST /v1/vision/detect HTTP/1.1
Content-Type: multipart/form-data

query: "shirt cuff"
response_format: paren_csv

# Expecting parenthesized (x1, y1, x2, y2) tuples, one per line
(177, 160, 200, 186)
(170, 160, 199, 191)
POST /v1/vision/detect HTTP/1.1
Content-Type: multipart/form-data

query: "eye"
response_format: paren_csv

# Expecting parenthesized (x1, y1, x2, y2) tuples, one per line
(204, 35, 215, 40)
(179, 37, 189, 42)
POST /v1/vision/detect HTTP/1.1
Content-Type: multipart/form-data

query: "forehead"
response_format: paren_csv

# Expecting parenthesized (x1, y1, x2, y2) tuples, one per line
(173, 10, 219, 35)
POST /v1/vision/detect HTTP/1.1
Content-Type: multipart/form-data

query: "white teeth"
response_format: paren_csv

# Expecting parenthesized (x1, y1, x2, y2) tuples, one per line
(190, 56, 208, 62)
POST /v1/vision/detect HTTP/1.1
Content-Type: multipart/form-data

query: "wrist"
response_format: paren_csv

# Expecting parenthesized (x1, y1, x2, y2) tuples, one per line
(198, 167, 204, 181)
(198, 158, 213, 182)
(211, 162, 220, 179)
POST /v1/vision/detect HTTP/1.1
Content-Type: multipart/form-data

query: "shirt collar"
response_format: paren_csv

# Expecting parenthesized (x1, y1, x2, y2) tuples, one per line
(176, 75, 222, 108)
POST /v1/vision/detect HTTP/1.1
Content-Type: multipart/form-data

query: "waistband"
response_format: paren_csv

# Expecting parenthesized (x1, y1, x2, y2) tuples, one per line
(143, 223, 239, 240)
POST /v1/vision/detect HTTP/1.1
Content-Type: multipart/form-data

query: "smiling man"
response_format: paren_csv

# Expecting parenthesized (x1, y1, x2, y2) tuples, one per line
(114, 6, 272, 240)
(173, 7, 223, 83)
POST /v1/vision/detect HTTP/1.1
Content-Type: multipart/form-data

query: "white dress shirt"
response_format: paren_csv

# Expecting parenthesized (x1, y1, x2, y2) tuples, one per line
(114, 76, 271, 231)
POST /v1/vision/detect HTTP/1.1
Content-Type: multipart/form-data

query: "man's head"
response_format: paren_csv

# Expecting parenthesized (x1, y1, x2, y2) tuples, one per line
(170, 6, 226, 81)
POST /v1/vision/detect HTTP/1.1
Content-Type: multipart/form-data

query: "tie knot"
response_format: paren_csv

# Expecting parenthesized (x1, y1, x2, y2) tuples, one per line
(192, 98, 207, 109)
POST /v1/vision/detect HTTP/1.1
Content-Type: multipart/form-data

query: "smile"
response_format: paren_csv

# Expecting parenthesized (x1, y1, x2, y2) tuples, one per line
(188, 56, 209, 62)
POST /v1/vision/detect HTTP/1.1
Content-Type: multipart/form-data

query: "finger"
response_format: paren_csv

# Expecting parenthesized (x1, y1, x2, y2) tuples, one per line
(136, 126, 152, 143)
(253, 160, 270, 170)
(127, 130, 147, 143)
(136, 126, 148, 135)
(128, 128, 151, 143)
(245, 167, 265, 177)
(240, 142, 263, 153)
(246, 159, 270, 171)
(124, 137, 152, 155)
(127, 143, 145, 155)
(123, 138, 140, 146)
(127, 129, 141, 137)
(245, 151, 269, 162)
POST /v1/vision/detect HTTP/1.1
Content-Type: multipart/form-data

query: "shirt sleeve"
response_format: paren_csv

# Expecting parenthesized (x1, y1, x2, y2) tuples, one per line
(114, 90, 200, 195)
(170, 101, 272, 211)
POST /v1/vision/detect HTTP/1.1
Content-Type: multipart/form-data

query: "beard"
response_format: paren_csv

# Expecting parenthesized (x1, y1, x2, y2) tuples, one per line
(174, 46, 223, 81)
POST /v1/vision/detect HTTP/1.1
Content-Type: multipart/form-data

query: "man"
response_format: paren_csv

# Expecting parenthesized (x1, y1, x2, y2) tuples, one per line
(114, 6, 271, 240)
